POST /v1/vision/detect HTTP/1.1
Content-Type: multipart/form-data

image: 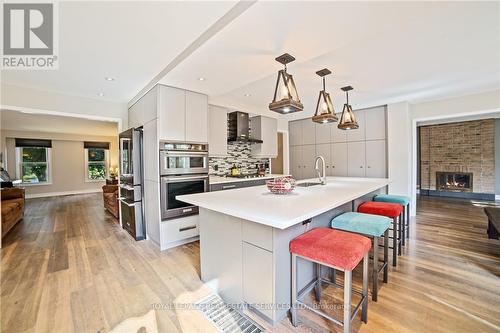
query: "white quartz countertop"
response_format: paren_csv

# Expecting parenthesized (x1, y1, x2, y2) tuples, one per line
(178, 177, 390, 229)
(209, 174, 287, 185)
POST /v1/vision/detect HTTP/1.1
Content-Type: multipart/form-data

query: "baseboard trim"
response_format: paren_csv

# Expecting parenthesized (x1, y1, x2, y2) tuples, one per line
(25, 189, 101, 199)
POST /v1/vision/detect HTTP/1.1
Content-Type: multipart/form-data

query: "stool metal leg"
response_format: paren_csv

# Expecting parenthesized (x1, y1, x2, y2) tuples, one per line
(383, 230, 389, 283)
(372, 237, 379, 302)
(315, 263, 322, 301)
(362, 253, 369, 324)
(406, 204, 410, 239)
(392, 217, 397, 266)
(401, 210, 406, 247)
(343, 270, 352, 333)
(398, 215, 402, 255)
(291, 253, 298, 327)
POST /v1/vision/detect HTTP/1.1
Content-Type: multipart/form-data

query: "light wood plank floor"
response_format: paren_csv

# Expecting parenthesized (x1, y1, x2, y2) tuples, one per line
(1, 194, 499, 332)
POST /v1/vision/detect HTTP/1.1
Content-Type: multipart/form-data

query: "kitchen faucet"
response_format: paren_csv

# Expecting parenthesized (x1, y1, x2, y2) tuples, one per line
(315, 156, 327, 185)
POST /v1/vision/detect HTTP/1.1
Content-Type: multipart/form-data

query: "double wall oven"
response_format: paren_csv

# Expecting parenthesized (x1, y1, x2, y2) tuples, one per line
(159, 142, 209, 220)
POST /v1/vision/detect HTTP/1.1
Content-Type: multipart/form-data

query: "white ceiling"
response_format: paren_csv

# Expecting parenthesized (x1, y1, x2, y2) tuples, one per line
(1, 1, 236, 102)
(160, 1, 500, 120)
(0, 110, 118, 136)
(1, 1, 499, 122)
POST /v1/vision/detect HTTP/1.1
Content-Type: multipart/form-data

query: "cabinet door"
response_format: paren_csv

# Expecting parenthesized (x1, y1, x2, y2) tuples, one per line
(242, 242, 274, 319)
(302, 119, 316, 145)
(289, 121, 302, 146)
(141, 86, 158, 124)
(208, 105, 228, 157)
(315, 123, 331, 144)
(347, 110, 366, 142)
(347, 141, 366, 177)
(158, 86, 186, 141)
(315, 143, 332, 176)
(331, 114, 347, 143)
(128, 103, 140, 129)
(289, 145, 302, 179)
(302, 145, 317, 179)
(185, 91, 208, 143)
(331, 143, 348, 176)
(366, 140, 386, 178)
(251, 116, 278, 157)
(365, 107, 386, 141)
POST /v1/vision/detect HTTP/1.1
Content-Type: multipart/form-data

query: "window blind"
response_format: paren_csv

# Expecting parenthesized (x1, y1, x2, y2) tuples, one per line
(15, 138, 52, 148)
(84, 141, 110, 149)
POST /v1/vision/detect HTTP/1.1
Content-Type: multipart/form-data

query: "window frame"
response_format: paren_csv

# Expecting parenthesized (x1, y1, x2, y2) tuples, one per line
(15, 146, 52, 186)
(84, 148, 109, 182)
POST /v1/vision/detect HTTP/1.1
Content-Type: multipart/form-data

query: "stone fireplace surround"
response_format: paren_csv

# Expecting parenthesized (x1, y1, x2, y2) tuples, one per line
(419, 119, 495, 199)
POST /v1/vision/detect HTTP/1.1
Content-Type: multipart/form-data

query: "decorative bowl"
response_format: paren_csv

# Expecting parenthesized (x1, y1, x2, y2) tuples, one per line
(266, 176, 296, 194)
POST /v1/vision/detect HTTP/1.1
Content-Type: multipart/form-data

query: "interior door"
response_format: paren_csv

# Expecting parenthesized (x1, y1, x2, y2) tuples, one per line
(347, 141, 366, 177)
(331, 143, 348, 176)
(366, 140, 387, 178)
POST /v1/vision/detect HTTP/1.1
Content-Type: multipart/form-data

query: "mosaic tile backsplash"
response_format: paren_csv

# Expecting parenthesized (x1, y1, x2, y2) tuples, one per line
(209, 141, 270, 176)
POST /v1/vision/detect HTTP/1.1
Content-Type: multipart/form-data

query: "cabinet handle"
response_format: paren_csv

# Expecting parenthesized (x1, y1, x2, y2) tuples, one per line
(179, 225, 197, 232)
(360, 166, 363, 168)
(298, 166, 301, 168)
(222, 185, 236, 189)
(332, 165, 335, 168)
(367, 166, 371, 168)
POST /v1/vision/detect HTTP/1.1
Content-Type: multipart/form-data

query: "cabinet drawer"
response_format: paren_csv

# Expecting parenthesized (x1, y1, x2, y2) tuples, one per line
(162, 215, 199, 244)
(242, 221, 273, 251)
(210, 179, 267, 192)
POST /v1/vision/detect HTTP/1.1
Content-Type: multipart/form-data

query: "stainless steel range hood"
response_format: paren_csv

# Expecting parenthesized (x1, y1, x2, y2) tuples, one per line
(227, 111, 263, 143)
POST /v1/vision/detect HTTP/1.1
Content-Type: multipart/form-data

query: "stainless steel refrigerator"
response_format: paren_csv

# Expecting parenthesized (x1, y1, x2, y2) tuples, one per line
(119, 127, 146, 240)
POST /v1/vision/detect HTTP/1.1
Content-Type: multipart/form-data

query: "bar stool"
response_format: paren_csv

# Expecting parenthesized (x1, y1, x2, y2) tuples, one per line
(374, 194, 411, 242)
(357, 202, 403, 266)
(290, 228, 370, 333)
(331, 212, 392, 301)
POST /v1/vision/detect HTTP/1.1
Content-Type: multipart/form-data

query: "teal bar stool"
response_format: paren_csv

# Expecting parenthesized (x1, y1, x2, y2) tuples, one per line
(331, 212, 392, 301)
(374, 195, 411, 243)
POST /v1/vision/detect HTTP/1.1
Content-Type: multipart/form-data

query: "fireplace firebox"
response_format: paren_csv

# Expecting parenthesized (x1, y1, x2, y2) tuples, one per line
(436, 172, 473, 192)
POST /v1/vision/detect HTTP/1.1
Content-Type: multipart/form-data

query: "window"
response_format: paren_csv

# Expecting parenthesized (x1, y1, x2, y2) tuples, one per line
(85, 148, 108, 181)
(17, 147, 51, 184)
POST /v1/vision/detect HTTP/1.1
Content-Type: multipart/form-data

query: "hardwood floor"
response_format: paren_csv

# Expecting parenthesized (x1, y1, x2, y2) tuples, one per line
(1, 194, 499, 332)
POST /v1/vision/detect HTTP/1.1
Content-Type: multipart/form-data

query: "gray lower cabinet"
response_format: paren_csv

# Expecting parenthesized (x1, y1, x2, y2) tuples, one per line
(210, 179, 268, 192)
(242, 242, 274, 319)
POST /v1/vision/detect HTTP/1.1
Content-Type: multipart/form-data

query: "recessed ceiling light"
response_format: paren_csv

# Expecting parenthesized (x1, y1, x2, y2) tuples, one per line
(244, 93, 251, 97)
(198, 77, 205, 81)
(98, 92, 105, 97)
(104, 77, 115, 81)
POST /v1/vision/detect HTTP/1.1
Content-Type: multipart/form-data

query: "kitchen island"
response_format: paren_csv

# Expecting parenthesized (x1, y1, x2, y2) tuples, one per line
(177, 177, 390, 325)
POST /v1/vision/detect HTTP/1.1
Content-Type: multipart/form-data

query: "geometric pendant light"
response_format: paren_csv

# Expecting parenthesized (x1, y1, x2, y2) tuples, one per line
(312, 68, 338, 124)
(269, 53, 304, 114)
(337, 86, 359, 130)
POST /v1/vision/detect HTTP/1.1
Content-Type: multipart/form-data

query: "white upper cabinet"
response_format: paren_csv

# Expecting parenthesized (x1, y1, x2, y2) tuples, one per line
(302, 119, 316, 145)
(366, 140, 386, 178)
(331, 114, 347, 143)
(141, 86, 158, 125)
(158, 85, 186, 141)
(365, 107, 386, 141)
(347, 110, 366, 142)
(331, 143, 348, 176)
(250, 116, 278, 158)
(315, 122, 332, 144)
(128, 102, 140, 129)
(315, 143, 332, 176)
(289, 121, 302, 146)
(185, 91, 208, 143)
(208, 105, 228, 157)
(347, 141, 366, 177)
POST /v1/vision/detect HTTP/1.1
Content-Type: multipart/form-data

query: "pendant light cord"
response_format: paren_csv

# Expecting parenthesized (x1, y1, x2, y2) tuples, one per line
(322, 77, 326, 91)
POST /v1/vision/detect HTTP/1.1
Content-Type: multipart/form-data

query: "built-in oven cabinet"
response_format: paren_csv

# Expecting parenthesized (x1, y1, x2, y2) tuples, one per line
(160, 215, 199, 250)
(157, 85, 208, 143)
(160, 174, 209, 220)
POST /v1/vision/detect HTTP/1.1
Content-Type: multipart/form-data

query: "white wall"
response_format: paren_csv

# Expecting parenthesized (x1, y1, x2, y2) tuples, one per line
(1, 83, 128, 130)
(2, 130, 118, 198)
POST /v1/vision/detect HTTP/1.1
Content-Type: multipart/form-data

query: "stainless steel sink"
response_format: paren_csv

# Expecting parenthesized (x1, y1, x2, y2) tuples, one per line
(297, 182, 322, 187)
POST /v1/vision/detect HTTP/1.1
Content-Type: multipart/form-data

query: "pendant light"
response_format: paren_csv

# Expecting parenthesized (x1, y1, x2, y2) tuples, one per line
(338, 86, 359, 130)
(312, 68, 337, 124)
(269, 53, 304, 114)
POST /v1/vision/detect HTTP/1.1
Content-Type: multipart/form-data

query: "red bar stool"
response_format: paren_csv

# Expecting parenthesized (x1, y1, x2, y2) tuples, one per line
(290, 228, 370, 333)
(357, 202, 403, 266)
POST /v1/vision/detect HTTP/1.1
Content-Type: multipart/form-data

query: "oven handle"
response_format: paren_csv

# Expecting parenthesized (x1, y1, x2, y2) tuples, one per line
(161, 151, 208, 157)
(161, 175, 209, 182)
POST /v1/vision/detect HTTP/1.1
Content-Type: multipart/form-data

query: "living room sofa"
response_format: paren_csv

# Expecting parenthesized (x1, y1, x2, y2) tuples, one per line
(1, 188, 25, 238)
